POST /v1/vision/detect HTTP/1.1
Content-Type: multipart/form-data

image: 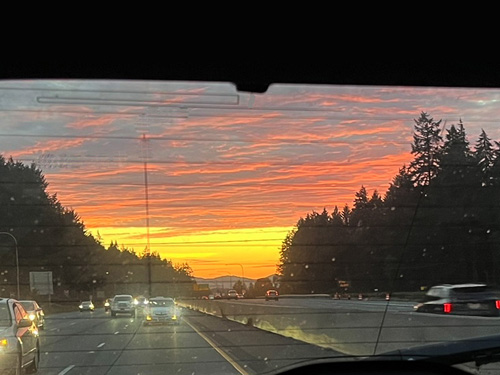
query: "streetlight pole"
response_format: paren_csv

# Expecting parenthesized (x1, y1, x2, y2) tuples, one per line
(0, 232, 20, 299)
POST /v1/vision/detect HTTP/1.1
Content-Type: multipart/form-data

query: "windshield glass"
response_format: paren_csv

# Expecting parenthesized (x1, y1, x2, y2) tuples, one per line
(1, 79, 500, 374)
(149, 299, 174, 307)
(19, 301, 35, 311)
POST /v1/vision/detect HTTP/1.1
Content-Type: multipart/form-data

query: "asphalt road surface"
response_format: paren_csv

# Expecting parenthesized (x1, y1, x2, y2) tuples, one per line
(37, 307, 340, 375)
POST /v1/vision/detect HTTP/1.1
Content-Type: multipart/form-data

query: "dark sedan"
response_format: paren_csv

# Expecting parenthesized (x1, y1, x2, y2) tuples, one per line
(414, 283, 500, 317)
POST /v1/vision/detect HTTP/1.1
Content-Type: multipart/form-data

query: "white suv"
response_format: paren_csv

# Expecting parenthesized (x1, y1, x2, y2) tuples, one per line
(110, 294, 136, 317)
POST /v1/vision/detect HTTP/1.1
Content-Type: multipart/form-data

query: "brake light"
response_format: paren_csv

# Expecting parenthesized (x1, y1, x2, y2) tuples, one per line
(496, 300, 500, 309)
(444, 303, 453, 313)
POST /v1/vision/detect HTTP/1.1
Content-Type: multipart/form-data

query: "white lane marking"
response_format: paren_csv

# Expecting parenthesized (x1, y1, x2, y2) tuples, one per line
(97, 342, 105, 348)
(183, 318, 249, 375)
(58, 364, 75, 375)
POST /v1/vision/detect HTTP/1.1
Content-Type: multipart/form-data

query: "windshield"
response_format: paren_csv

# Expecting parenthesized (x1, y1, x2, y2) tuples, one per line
(1, 79, 500, 374)
(19, 301, 35, 311)
(149, 299, 174, 307)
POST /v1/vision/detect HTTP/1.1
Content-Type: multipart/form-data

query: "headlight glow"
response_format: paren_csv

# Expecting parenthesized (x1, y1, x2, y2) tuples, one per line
(79, 304, 83, 309)
(29, 313, 36, 321)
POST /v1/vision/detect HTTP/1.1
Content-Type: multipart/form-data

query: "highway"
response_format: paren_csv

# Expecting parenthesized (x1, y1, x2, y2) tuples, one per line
(179, 297, 500, 355)
(37, 307, 338, 375)
(34, 297, 500, 374)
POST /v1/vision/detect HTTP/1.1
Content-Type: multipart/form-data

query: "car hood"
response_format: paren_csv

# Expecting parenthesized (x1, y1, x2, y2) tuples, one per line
(374, 333, 500, 366)
(149, 306, 175, 313)
(266, 334, 500, 375)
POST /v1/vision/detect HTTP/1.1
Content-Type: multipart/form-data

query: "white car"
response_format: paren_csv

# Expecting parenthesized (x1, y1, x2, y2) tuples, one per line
(143, 297, 180, 325)
(226, 289, 238, 300)
(110, 294, 136, 317)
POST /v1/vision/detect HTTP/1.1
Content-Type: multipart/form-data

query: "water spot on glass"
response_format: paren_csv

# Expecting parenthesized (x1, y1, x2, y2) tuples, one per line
(487, 229, 491, 234)
(331, 258, 336, 262)
(264, 357, 268, 361)
(391, 206, 396, 211)
(290, 273, 294, 277)
(400, 274, 404, 278)
(469, 229, 472, 233)
(227, 329, 231, 332)
(10, 197, 14, 201)
(304, 264, 309, 269)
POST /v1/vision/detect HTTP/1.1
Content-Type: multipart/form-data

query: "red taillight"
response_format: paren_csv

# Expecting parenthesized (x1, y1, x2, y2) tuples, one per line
(495, 300, 500, 309)
(444, 303, 453, 313)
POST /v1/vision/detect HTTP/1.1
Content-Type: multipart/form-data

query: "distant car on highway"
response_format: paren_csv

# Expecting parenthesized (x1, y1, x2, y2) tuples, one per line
(265, 289, 279, 301)
(226, 289, 238, 300)
(79, 300, 95, 312)
(19, 300, 45, 330)
(0, 297, 40, 374)
(104, 298, 112, 312)
(110, 294, 136, 317)
(134, 296, 148, 309)
(143, 296, 180, 325)
(414, 283, 500, 316)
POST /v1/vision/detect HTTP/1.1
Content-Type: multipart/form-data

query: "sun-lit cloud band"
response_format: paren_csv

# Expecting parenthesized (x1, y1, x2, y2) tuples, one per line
(2, 81, 500, 278)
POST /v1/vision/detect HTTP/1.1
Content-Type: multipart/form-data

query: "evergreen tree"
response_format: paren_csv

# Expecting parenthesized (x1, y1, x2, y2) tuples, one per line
(409, 112, 443, 186)
(473, 129, 496, 185)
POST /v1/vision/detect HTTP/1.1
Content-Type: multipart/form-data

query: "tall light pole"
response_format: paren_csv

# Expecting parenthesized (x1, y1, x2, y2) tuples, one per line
(0, 232, 20, 299)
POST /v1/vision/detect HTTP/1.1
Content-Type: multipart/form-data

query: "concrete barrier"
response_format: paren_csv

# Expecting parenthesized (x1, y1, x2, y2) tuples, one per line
(178, 298, 500, 356)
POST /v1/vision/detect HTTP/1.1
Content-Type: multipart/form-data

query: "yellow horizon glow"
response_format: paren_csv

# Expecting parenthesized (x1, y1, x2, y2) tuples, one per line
(88, 226, 294, 280)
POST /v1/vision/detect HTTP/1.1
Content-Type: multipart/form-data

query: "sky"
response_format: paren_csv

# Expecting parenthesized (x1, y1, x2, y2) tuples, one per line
(1, 80, 500, 279)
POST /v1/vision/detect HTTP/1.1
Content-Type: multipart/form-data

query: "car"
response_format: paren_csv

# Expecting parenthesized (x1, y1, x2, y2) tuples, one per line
(18, 300, 45, 330)
(143, 297, 180, 325)
(79, 300, 95, 312)
(0, 297, 40, 374)
(134, 296, 149, 309)
(414, 283, 500, 316)
(104, 298, 112, 312)
(110, 294, 136, 317)
(226, 289, 238, 300)
(265, 290, 279, 301)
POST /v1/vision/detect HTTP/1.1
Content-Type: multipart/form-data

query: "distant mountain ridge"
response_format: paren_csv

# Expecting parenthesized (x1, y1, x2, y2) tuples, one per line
(194, 274, 279, 291)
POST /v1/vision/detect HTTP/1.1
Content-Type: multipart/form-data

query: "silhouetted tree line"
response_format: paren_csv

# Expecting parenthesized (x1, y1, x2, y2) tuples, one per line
(0, 155, 194, 301)
(278, 112, 500, 294)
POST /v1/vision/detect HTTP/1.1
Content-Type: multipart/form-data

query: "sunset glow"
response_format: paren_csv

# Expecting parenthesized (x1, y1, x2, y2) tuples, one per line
(2, 80, 500, 279)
